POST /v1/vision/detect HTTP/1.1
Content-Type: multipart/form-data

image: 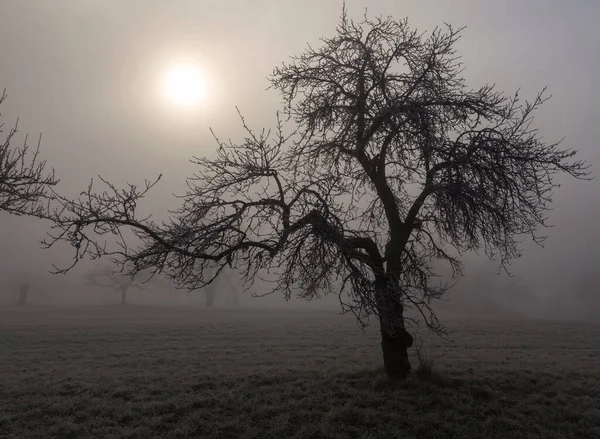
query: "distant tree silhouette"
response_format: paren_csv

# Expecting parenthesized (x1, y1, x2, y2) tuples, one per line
(44, 10, 590, 379)
(196, 265, 240, 308)
(575, 272, 600, 321)
(230, 287, 240, 309)
(18, 282, 29, 306)
(0, 89, 58, 217)
(84, 265, 145, 305)
(502, 275, 538, 318)
(204, 282, 216, 308)
(439, 266, 502, 317)
(452, 271, 538, 318)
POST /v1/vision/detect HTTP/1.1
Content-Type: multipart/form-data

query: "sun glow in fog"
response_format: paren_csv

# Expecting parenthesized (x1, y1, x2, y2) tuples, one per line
(164, 64, 207, 106)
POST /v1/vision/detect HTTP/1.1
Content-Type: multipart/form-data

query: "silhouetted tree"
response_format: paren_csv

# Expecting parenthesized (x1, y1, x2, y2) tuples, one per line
(204, 283, 216, 308)
(198, 264, 219, 308)
(502, 275, 538, 318)
(44, 10, 590, 378)
(229, 285, 240, 309)
(575, 272, 600, 321)
(0, 90, 58, 217)
(149, 274, 177, 303)
(18, 282, 29, 306)
(439, 266, 503, 317)
(197, 265, 239, 308)
(84, 265, 145, 305)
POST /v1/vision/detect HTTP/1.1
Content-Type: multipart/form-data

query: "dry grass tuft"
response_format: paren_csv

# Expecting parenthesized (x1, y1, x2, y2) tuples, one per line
(414, 330, 438, 383)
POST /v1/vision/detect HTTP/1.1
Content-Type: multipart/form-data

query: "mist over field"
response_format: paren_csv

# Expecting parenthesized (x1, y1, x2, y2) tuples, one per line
(1, 0, 599, 321)
(0, 261, 595, 322)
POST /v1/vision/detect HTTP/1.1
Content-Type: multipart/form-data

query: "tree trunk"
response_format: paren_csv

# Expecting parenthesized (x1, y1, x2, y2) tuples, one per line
(376, 272, 413, 379)
(18, 288, 28, 306)
(18, 283, 30, 306)
(231, 291, 239, 308)
(120, 286, 128, 305)
(379, 321, 413, 379)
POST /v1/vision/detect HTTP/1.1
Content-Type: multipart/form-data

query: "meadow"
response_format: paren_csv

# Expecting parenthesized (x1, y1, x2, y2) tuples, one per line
(1, 305, 599, 438)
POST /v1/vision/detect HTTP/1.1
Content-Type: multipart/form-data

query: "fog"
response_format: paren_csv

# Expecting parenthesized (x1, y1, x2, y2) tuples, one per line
(1, 0, 598, 318)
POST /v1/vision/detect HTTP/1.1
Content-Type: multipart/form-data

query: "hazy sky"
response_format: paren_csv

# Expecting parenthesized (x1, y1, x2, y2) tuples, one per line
(1, 0, 598, 296)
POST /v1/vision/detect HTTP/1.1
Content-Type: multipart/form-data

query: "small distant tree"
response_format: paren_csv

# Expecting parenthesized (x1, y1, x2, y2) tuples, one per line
(44, 10, 590, 378)
(197, 265, 239, 308)
(84, 265, 146, 305)
(436, 266, 502, 317)
(18, 282, 29, 306)
(196, 264, 219, 308)
(0, 89, 58, 217)
(150, 273, 177, 303)
(203, 282, 217, 308)
(575, 272, 600, 322)
(230, 286, 240, 309)
(502, 275, 538, 318)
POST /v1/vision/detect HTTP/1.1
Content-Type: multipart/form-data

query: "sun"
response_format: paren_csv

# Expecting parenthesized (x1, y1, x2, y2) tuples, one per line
(164, 64, 207, 106)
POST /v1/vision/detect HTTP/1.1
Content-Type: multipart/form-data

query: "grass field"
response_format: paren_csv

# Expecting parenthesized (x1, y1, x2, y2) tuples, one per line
(1, 305, 599, 438)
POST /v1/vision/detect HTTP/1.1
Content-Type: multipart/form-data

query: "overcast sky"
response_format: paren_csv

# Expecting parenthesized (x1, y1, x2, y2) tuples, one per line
(0, 0, 598, 297)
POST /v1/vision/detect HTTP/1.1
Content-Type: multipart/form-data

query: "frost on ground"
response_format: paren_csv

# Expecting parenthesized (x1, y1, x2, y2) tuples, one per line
(1, 306, 599, 439)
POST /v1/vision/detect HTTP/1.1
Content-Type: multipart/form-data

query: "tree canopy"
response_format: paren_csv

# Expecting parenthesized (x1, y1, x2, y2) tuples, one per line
(0, 90, 58, 217)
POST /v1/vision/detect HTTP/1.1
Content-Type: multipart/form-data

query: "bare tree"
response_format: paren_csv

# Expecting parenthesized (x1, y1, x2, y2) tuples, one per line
(84, 265, 146, 305)
(0, 90, 58, 217)
(575, 272, 600, 322)
(196, 264, 239, 308)
(44, 11, 590, 378)
(195, 263, 219, 308)
(149, 273, 178, 303)
(18, 282, 30, 306)
(197, 269, 240, 309)
(203, 282, 217, 308)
